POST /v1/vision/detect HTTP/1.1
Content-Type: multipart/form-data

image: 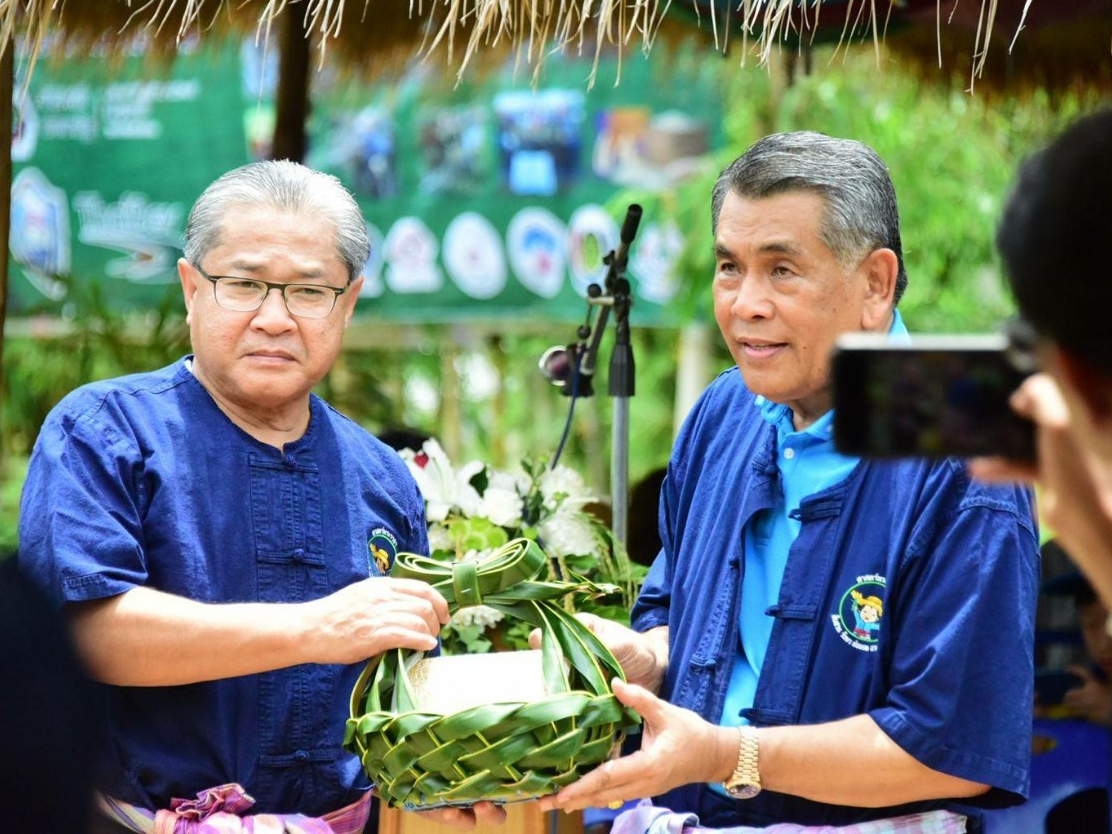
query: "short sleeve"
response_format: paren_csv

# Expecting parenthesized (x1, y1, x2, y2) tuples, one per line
(18, 402, 149, 607)
(870, 496, 1039, 801)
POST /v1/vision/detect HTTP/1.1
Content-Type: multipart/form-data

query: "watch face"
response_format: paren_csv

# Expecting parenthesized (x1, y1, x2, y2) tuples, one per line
(725, 782, 761, 800)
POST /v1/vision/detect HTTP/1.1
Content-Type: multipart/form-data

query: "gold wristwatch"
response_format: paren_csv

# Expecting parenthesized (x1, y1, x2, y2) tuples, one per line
(722, 725, 761, 800)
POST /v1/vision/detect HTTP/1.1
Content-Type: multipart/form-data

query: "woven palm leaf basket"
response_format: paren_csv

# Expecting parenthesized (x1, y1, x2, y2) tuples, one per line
(345, 537, 641, 810)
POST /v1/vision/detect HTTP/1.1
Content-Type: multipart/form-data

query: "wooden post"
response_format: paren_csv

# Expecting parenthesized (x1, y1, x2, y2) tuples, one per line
(530, 352, 556, 466)
(0, 40, 13, 474)
(439, 333, 462, 461)
(587, 394, 607, 498)
(672, 323, 714, 440)
(488, 333, 507, 468)
(379, 804, 582, 834)
(271, 5, 311, 162)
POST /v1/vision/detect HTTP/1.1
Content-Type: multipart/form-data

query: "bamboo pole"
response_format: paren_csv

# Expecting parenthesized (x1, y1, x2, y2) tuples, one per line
(488, 333, 506, 469)
(439, 333, 462, 461)
(672, 323, 713, 439)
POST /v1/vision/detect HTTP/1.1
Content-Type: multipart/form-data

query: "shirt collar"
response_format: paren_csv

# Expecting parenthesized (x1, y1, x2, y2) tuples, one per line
(754, 308, 910, 435)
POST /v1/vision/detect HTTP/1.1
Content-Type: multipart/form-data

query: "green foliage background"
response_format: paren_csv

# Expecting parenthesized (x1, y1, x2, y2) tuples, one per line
(633, 49, 1101, 334)
(1, 47, 1107, 552)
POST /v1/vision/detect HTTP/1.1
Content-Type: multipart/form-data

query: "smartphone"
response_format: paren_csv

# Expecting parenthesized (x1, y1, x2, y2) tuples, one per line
(1034, 669, 1085, 706)
(831, 333, 1036, 461)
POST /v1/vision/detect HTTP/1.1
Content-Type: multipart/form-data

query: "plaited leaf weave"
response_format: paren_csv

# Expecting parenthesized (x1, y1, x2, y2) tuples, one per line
(345, 538, 640, 810)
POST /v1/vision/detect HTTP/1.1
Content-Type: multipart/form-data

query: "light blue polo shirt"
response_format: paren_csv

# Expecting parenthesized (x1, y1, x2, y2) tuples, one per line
(718, 311, 910, 734)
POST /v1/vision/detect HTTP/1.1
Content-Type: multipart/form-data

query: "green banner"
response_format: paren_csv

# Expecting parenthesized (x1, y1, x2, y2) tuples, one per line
(9, 37, 723, 324)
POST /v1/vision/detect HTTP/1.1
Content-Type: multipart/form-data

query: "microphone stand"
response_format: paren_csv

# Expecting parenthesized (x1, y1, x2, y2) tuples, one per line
(608, 274, 634, 548)
(539, 205, 641, 548)
(580, 206, 641, 547)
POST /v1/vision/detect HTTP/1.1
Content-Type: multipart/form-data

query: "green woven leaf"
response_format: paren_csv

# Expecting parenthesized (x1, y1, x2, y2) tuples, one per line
(346, 537, 640, 810)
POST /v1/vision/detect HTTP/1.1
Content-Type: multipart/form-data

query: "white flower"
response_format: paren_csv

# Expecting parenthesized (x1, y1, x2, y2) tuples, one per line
(478, 471, 524, 527)
(452, 604, 505, 630)
(539, 465, 594, 513)
(538, 508, 600, 558)
(449, 548, 507, 629)
(427, 525, 453, 553)
(488, 469, 525, 495)
(400, 439, 484, 522)
(396, 441, 629, 653)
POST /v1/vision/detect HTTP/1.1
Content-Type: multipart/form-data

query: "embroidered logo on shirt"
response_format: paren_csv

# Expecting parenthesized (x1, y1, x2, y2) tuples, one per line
(368, 528, 398, 576)
(831, 575, 886, 652)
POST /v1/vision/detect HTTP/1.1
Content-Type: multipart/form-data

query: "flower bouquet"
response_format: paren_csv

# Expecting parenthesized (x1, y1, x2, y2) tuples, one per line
(398, 438, 642, 655)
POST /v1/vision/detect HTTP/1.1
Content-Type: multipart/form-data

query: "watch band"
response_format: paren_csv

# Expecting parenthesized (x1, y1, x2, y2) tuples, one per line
(722, 725, 761, 799)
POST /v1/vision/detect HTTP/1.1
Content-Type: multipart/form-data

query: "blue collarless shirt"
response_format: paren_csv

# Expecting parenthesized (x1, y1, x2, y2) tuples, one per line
(633, 312, 1040, 827)
(18, 358, 429, 816)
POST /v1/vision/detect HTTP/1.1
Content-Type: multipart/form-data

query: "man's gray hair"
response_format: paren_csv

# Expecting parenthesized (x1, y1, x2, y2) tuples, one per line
(711, 131, 907, 303)
(183, 160, 370, 283)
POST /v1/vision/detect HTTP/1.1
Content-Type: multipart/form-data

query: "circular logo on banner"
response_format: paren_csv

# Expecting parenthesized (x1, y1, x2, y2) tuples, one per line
(383, 216, 442, 294)
(629, 221, 684, 305)
(10, 167, 71, 300)
(507, 207, 567, 299)
(831, 574, 887, 652)
(442, 212, 507, 299)
(567, 204, 619, 297)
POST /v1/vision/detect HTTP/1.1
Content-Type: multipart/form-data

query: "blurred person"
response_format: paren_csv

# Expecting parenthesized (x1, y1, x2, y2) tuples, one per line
(376, 426, 432, 454)
(1039, 567, 1112, 726)
(0, 555, 106, 832)
(970, 109, 1112, 618)
(1065, 583, 1112, 725)
(538, 132, 1039, 830)
(626, 467, 667, 568)
(17, 161, 501, 833)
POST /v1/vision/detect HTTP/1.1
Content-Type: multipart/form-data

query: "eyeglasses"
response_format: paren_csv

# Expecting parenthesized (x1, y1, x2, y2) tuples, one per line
(193, 264, 350, 319)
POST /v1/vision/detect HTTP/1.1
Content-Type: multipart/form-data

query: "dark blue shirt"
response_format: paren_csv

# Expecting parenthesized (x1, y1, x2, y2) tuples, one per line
(18, 358, 429, 816)
(632, 367, 1039, 828)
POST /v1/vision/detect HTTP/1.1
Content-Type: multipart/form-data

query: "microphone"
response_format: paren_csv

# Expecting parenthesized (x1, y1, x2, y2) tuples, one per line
(539, 344, 574, 387)
(538, 343, 593, 396)
(611, 204, 643, 277)
(540, 204, 642, 399)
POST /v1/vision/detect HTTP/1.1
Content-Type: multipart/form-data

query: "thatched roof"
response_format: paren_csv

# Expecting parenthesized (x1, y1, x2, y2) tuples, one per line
(2, 0, 1109, 90)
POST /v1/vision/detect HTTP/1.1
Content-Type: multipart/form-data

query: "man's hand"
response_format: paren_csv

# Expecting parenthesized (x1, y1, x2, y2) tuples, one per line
(413, 800, 507, 829)
(969, 373, 1112, 605)
(1062, 665, 1112, 726)
(536, 679, 734, 813)
(301, 578, 450, 665)
(69, 578, 450, 687)
(529, 616, 667, 693)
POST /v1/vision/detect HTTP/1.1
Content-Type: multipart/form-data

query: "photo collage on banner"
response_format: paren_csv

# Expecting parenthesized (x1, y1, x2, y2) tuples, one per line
(9, 36, 724, 324)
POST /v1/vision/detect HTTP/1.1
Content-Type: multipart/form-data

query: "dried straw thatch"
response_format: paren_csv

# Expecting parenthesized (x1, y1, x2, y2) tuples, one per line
(0, 0, 1099, 90)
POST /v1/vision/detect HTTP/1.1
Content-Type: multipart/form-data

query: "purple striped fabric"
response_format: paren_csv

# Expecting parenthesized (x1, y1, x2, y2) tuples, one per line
(97, 783, 373, 834)
(611, 801, 967, 834)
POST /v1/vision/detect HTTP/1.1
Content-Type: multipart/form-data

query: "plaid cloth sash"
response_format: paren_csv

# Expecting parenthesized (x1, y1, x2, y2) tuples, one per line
(97, 783, 373, 834)
(612, 800, 966, 834)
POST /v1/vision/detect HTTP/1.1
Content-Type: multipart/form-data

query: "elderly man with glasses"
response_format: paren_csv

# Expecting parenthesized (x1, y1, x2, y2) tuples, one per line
(17, 161, 502, 833)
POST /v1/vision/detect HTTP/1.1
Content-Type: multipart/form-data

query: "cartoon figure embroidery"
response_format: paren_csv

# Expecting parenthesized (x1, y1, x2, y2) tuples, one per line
(850, 590, 883, 641)
(367, 527, 398, 576)
(369, 542, 392, 575)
